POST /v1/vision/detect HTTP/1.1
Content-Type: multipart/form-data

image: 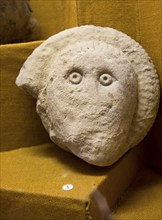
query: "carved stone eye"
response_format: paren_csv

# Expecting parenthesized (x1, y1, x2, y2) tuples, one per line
(99, 73, 113, 86)
(69, 72, 82, 84)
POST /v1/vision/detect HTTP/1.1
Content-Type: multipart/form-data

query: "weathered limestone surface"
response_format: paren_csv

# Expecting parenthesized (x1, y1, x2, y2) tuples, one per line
(0, 0, 40, 44)
(16, 26, 160, 166)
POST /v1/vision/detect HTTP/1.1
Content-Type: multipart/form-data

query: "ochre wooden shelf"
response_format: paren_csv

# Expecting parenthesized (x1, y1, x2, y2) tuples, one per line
(0, 143, 143, 220)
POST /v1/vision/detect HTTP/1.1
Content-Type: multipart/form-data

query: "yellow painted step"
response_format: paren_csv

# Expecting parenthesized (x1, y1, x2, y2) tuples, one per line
(0, 143, 143, 220)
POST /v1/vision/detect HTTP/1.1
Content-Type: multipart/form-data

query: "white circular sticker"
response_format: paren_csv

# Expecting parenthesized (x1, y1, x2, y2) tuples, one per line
(62, 184, 74, 191)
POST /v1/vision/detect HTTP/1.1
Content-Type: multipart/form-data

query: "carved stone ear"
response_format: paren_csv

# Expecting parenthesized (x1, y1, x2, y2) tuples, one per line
(15, 43, 53, 98)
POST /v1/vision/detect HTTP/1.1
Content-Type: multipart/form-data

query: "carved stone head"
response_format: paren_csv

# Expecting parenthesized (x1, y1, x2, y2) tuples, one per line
(16, 26, 160, 166)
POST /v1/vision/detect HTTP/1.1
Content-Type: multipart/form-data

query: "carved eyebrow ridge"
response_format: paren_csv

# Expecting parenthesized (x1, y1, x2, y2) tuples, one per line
(97, 68, 117, 81)
(64, 66, 83, 79)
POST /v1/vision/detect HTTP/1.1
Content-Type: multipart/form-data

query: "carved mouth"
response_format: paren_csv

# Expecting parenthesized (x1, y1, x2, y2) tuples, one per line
(74, 103, 113, 120)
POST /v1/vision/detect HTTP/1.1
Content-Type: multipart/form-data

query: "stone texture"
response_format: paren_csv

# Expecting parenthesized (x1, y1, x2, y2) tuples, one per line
(0, 0, 40, 44)
(16, 26, 160, 166)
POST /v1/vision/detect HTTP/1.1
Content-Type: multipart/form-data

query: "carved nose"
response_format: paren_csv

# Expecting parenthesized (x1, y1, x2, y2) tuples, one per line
(84, 78, 99, 101)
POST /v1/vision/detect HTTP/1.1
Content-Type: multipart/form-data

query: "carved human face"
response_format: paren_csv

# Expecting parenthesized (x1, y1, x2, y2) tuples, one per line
(16, 26, 160, 166)
(37, 41, 137, 166)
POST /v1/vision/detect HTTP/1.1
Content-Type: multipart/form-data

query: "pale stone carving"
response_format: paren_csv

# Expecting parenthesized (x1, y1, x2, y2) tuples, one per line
(16, 26, 160, 166)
